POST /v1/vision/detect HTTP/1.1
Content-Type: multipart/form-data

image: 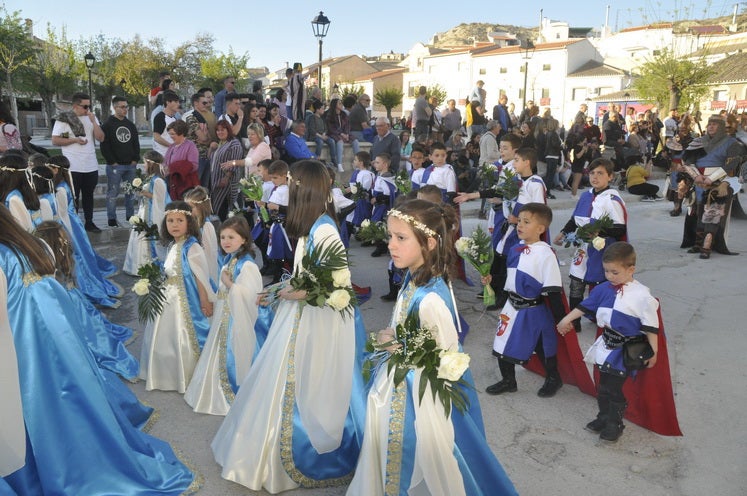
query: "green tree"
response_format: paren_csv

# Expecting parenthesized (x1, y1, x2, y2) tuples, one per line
(79, 34, 126, 120)
(115, 35, 165, 108)
(0, 8, 36, 123)
(200, 47, 251, 92)
(633, 48, 713, 112)
(337, 83, 364, 99)
(166, 33, 216, 93)
(425, 84, 447, 107)
(25, 24, 79, 126)
(374, 87, 404, 123)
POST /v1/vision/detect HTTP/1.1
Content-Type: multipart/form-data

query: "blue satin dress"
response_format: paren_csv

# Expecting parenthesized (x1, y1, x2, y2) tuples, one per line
(0, 245, 196, 495)
(58, 181, 123, 307)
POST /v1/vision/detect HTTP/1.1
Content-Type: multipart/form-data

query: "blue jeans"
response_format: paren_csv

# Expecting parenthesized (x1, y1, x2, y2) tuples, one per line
(544, 157, 559, 189)
(198, 156, 211, 189)
(106, 164, 136, 221)
(333, 139, 360, 166)
(314, 136, 337, 164)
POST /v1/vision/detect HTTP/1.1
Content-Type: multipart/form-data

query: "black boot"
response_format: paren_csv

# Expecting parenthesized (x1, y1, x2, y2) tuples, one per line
(486, 359, 517, 395)
(585, 393, 609, 433)
(600, 401, 627, 442)
(380, 270, 400, 302)
(371, 241, 388, 257)
(537, 355, 563, 397)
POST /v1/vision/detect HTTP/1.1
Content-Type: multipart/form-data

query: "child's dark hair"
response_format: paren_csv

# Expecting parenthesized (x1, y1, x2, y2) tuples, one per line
(389, 199, 458, 286)
(416, 184, 444, 204)
(430, 141, 447, 153)
(220, 216, 253, 258)
(143, 150, 164, 176)
(0, 204, 55, 276)
(602, 241, 636, 266)
(375, 152, 391, 165)
(47, 154, 73, 188)
(410, 145, 426, 157)
(31, 165, 55, 195)
(27, 153, 48, 169)
(285, 160, 337, 238)
(588, 157, 615, 175)
(518, 202, 552, 228)
(500, 133, 522, 150)
(161, 201, 202, 245)
(183, 186, 212, 226)
(34, 220, 75, 285)
(355, 151, 371, 166)
(515, 147, 538, 168)
(257, 159, 273, 172)
(268, 160, 289, 176)
(0, 153, 40, 211)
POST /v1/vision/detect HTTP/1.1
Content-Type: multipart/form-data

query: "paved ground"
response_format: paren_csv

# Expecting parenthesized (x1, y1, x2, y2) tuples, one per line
(90, 178, 747, 496)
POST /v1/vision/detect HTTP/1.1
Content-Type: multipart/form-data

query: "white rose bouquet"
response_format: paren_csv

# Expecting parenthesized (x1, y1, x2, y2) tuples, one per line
(289, 238, 356, 317)
(349, 181, 367, 201)
(122, 169, 149, 195)
(129, 215, 160, 241)
(562, 213, 614, 248)
(455, 225, 495, 306)
(394, 168, 412, 195)
(239, 174, 264, 202)
(363, 311, 471, 417)
(356, 219, 388, 244)
(132, 261, 166, 323)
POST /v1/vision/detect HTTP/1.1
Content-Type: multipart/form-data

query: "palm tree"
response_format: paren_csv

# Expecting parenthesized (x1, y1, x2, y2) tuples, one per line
(374, 87, 404, 124)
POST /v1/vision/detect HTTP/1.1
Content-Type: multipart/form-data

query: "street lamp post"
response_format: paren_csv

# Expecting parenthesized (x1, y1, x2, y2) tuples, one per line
(311, 11, 331, 93)
(84, 51, 96, 101)
(521, 41, 535, 112)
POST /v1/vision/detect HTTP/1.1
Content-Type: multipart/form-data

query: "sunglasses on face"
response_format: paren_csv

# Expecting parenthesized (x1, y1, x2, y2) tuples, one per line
(78, 104, 90, 110)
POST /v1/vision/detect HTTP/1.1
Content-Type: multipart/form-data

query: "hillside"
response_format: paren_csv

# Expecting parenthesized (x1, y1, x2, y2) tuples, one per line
(431, 22, 536, 47)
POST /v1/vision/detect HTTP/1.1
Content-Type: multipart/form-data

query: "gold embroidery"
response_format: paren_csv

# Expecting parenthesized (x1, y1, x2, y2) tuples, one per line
(22, 271, 42, 286)
(279, 305, 353, 487)
(218, 258, 237, 404)
(172, 447, 204, 495)
(172, 241, 201, 360)
(384, 282, 415, 493)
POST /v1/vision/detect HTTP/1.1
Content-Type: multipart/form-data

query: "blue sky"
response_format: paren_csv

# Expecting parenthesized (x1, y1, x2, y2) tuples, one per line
(4, 0, 725, 72)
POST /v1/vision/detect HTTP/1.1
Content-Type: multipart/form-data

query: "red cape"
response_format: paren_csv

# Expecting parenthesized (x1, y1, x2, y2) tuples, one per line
(524, 290, 597, 396)
(591, 301, 683, 436)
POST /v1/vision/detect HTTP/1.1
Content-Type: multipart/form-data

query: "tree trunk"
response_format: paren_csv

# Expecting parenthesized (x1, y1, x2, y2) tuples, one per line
(669, 89, 681, 113)
(386, 107, 393, 124)
(5, 73, 18, 127)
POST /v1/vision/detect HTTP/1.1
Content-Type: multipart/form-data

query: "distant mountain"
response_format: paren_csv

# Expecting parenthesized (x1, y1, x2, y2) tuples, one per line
(431, 22, 536, 47)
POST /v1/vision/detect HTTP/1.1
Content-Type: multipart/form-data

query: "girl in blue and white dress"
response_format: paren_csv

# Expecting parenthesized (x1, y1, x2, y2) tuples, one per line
(123, 151, 171, 275)
(47, 154, 124, 308)
(0, 153, 40, 232)
(0, 205, 195, 496)
(212, 160, 366, 493)
(185, 186, 219, 288)
(139, 201, 216, 393)
(185, 216, 263, 415)
(348, 200, 517, 496)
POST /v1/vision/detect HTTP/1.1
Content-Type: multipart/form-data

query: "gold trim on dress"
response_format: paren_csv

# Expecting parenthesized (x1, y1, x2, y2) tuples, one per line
(218, 258, 237, 404)
(279, 305, 353, 488)
(22, 271, 42, 286)
(172, 240, 201, 360)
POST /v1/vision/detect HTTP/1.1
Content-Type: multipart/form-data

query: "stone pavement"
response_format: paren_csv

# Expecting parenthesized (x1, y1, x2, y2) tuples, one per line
(89, 178, 747, 496)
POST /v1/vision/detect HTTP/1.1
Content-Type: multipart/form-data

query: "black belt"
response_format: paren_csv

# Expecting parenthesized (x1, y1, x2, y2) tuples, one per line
(507, 292, 542, 309)
(601, 327, 645, 349)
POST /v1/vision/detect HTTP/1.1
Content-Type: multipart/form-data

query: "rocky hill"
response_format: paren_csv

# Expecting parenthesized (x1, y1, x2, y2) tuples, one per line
(431, 22, 536, 47)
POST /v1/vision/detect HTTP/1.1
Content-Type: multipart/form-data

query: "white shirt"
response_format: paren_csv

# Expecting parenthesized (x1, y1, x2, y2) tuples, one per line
(51, 116, 100, 173)
(426, 164, 457, 193)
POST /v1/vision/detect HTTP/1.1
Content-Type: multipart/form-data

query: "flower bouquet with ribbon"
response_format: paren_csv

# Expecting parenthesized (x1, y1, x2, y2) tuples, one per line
(356, 219, 388, 244)
(363, 311, 471, 417)
(492, 167, 521, 200)
(455, 225, 495, 307)
(122, 169, 148, 195)
(394, 168, 412, 195)
(289, 239, 356, 318)
(132, 261, 166, 324)
(563, 213, 613, 249)
(128, 215, 160, 241)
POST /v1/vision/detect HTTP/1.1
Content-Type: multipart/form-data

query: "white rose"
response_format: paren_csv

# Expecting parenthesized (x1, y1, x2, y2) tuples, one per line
(228, 211, 235, 218)
(437, 350, 470, 382)
(326, 289, 351, 311)
(350, 184, 358, 194)
(592, 236, 606, 251)
(132, 278, 150, 296)
(360, 219, 370, 229)
(132, 177, 143, 187)
(454, 237, 470, 254)
(129, 215, 141, 224)
(331, 268, 352, 288)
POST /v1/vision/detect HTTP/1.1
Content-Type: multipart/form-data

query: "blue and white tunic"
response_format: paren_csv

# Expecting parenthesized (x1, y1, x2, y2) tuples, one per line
(371, 173, 397, 223)
(579, 280, 659, 376)
(495, 174, 548, 255)
(493, 241, 562, 363)
(568, 188, 627, 284)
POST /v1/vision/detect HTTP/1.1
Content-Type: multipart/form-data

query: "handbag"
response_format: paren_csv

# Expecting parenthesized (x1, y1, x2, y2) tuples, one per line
(622, 337, 654, 370)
